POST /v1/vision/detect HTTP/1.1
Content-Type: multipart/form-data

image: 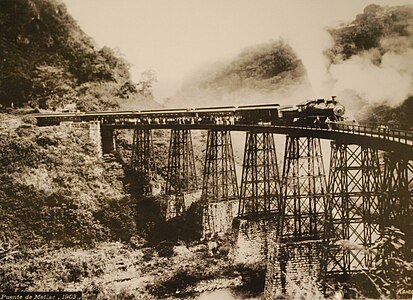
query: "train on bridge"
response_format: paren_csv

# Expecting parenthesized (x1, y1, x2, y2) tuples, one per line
(35, 97, 346, 128)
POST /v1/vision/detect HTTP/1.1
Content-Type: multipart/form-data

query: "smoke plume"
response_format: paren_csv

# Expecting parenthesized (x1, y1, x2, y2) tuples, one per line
(325, 4, 413, 120)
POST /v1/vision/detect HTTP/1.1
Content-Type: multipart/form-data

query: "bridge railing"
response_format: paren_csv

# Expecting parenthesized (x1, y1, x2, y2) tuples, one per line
(331, 123, 413, 145)
(254, 122, 413, 146)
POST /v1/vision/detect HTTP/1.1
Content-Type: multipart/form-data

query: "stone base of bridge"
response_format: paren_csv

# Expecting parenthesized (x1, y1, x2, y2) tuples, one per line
(164, 190, 202, 221)
(88, 121, 103, 157)
(230, 215, 278, 265)
(202, 199, 239, 239)
(264, 239, 323, 299)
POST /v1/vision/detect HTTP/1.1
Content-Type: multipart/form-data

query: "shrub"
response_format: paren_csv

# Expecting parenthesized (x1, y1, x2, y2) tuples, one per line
(148, 270, 199, 298)
(21, 116, 37, 125)
(233, 263, 266, 295)
(156, 241, 175, 258)
(94, 196, 137, 243)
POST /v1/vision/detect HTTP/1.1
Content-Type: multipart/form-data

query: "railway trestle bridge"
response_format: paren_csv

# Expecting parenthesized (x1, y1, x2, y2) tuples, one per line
(34, 112, 413, 298)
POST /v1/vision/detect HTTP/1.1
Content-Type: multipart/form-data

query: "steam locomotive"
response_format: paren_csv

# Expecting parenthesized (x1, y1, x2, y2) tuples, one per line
(34, 97, 346, 128)
(235, 97, 345, 126)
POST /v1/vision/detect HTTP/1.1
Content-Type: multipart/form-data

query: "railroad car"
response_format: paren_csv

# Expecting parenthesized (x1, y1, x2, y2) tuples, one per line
(236, 104, 280, 124)
(194, 106, 236, 124)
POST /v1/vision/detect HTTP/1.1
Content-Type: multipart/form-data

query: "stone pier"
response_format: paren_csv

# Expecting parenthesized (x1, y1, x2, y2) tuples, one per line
(231, 215, 278, 264)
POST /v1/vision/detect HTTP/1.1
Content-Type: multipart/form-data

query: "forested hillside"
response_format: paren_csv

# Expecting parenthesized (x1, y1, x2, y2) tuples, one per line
(0, 117, 136, 249)
(0, 0, 150, 111)
(202, 41, 307, 92)
(170, 40, 310, 107)
(326, 4, 413, 129)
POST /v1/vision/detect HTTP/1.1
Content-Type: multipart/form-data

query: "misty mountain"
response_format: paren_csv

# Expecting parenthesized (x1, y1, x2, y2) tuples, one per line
(202, 41, 307, 91)
(0, 0, 151, 111)
(171, 40, 310, 107)
(325, 4, 413, 129)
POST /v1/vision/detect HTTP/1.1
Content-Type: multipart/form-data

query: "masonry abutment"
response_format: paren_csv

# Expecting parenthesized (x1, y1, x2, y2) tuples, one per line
(201, 130, 239, 238)
(88, 121, 102, 158)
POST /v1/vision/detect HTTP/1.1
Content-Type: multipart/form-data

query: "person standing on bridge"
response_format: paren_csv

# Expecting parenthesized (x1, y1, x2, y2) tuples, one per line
(325, 117, 332, 129)
(314, 116, 321, 128)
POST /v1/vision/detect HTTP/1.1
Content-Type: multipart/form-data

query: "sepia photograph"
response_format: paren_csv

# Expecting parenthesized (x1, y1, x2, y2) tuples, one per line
(0, 0, 412, 299)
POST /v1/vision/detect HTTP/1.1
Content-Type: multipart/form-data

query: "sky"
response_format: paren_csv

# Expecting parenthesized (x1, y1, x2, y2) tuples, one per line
(62, 0, 413, 102)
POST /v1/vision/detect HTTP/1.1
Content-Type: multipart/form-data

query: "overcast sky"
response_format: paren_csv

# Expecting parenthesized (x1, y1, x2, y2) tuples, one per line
(62, 0, 413, 101)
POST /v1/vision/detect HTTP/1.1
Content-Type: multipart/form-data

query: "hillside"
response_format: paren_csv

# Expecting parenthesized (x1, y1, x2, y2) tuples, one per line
(170, 40, 310, 107)
(0, 115, 265, 299)
(202, 41, 307, 92)
(0, 0, 152, 111)
(0, 116, 136, 249)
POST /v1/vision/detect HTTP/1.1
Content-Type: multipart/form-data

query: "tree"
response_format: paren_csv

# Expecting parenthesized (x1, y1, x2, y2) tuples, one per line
(29, 64, 76, 109)
(368, 226, 413, 298)
(137, 69, 157, 97)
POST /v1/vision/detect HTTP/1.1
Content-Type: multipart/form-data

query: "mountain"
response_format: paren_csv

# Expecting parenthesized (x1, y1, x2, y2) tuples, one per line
(170, 40, 310, 107)
(202, 40, 307, 92)
(0, 0, 151, 111)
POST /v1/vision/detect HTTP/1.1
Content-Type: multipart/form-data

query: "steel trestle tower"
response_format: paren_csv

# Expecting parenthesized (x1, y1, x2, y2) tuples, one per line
(239, 132, 281, 216)
(264, 136, 327, 299)
(165, 129, 198, 218)
(201, 130, 239, 237)
(381, 153, 413, 260)
(281, 136, 327, 240)
(131, 128, 157, 195)
(323, 142, 382, 278)
(265, 136, 328, 298)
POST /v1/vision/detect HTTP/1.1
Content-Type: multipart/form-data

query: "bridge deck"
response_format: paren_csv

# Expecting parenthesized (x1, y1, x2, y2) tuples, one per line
(102, 123, 413, 158)
(32, 110, 413, 158)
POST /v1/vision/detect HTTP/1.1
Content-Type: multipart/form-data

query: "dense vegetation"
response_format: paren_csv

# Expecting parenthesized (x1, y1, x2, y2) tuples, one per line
(326, 4, 413, 129)
(326, 4, 413, 64)
(360, 96, 413, 130)
(0, 117, 136, 249)
(0, 0, 150, 110)
(203, 41, 307, 91)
